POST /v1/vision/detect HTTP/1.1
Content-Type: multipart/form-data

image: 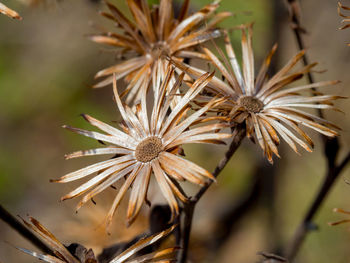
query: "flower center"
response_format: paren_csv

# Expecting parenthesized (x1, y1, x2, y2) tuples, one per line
(238, 96, 264, 113)
(135, 136, 163, 163)
(149, 41, 170, 59)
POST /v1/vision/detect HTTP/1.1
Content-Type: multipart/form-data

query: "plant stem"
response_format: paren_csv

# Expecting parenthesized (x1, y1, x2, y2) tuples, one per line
(0, 204, 54, 255)
(286, 0, 323, 117)
(192, 125, 246, 202)
(177, 201, 195, 263)
(177, 125, 246, 263)
(284, 1, 350, 260)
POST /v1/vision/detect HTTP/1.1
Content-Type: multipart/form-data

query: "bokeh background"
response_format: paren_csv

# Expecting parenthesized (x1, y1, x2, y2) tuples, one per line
(0, 0, 349, 262)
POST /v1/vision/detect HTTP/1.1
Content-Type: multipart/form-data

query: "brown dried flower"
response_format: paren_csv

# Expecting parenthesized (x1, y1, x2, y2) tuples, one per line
(91, 0, 230, 104)
(52, 66, 231, 227)
(173, 24, 342, 163)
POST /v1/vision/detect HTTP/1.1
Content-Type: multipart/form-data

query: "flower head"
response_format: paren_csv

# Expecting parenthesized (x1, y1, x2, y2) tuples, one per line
(91, 0, 230, 104)
(53, 66, 231, 227)
(17, 217, 177, 263)
(173, 24, 342, 163)
(0, 2, 22, 20)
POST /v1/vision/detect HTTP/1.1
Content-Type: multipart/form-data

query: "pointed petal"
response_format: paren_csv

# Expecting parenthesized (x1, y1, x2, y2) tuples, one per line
(127, 164, 151, 224)
(241, 25, 254, 95)
(16, 248, 65, 263)
(81, 114, 137, 146)
(163, 97, 226, 146)
(105, 1, 145, 51)
(64, 147, 132, 159)
(51, 158, 121, 183)
(61, 158, 135, 201)
(160, 152, 215, 182)
(63, 125, 135, 150)
(151, 160, 179, 216)
(110, 225, 176, 263)
(95, 56, 146, 79)
(76, 162, 137, 211)
(0, 3, 21, 20)
(106, 163, 142, 228)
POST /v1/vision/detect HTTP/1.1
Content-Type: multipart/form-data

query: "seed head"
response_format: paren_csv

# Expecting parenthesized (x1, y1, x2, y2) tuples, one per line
(135, 136, 163, 163)
(238, 96, 264, 113)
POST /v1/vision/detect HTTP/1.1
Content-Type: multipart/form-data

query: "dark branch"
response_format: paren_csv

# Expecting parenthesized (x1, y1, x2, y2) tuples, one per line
(176, 201, 195, 263)
(283, 1, 350, 260)
(0, 204, 54, 255)
(285, 0, 324, 118)
(177, 124, 246, 263)
(193, 125, 246, 203)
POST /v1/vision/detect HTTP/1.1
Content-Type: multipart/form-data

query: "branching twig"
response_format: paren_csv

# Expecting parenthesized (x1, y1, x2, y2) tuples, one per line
(285, 0, 323, 118)
(177, 124, 246, 263)
(283, 0, 350, 261)
(0, 204, 54, 255)
(193, 125, 246, 203)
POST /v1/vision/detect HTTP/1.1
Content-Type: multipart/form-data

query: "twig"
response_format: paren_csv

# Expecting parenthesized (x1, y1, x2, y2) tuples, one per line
(285, 0, 323, 117)
(177, 124, 246, 263)
(193, 125, 246, 203)
(177, 201, 195, 263)
(0, 204, 54, 255)
(283, 0, 350, 260)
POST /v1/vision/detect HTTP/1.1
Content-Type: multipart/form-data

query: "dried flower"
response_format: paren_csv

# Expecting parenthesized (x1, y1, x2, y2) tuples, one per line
(17, 217, 177, 263)
(53, 66, 231, 227)
(91, 0, 230, 104)
(0, 2, 22, 20)
(172, 24, 342, 163)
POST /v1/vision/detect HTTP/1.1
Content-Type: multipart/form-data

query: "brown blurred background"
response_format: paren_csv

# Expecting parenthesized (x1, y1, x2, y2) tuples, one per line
(0, 0, 349, 262)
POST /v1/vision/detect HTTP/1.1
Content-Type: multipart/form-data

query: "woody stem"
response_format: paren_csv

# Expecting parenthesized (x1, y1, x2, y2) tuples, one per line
(177, 124, 246, 263)
(0, 204, 54, 255)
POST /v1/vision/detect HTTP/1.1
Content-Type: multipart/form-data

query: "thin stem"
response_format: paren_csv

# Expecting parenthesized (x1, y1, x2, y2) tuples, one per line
(0, 204, 54, 255)
(286, 0, 324, 119)
(337, 151, 350, 172)
(193, 125, 246, 202)
(284, 1, 350, 260)
(177, 202, 195, 263)
(177, 125, 246, 263)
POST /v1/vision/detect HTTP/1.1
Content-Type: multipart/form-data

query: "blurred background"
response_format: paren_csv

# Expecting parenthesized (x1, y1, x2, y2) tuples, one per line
(0, 0, 349, 262)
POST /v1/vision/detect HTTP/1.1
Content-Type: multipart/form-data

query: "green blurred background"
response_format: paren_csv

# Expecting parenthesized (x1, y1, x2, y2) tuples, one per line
(0, 0, 349, 262)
